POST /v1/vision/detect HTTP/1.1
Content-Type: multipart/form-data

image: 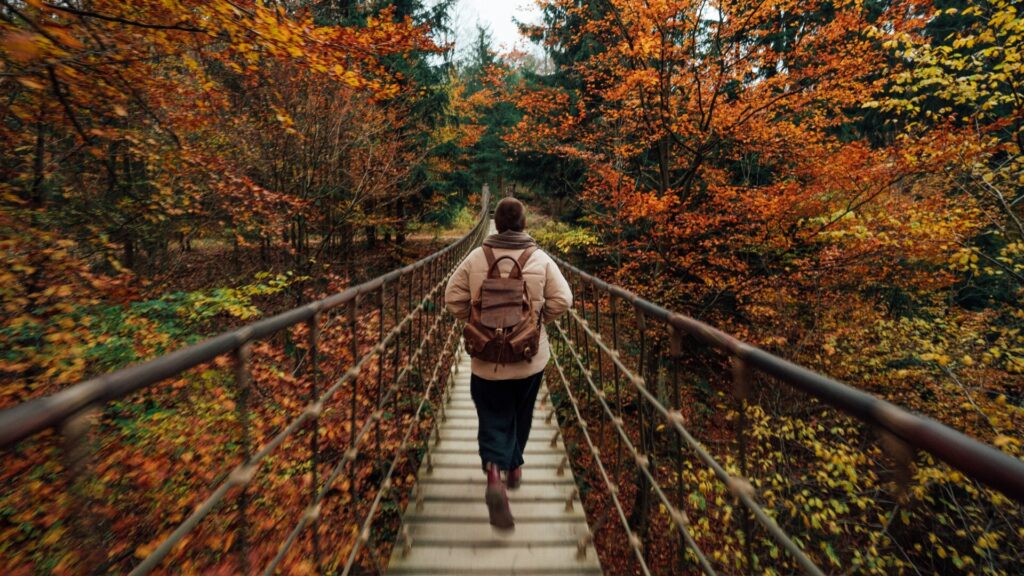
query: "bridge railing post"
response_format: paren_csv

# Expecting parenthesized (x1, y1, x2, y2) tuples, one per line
(60, 405, 102, 573)
(306, 313, 323, 574)
(668, 324, 691, 571)
(732, 356, 754, 573)
(611, 293, 624, 481)
(347, 297, 359, 449)
(374, 286, 384, 476)
(233, 342, 253, 575)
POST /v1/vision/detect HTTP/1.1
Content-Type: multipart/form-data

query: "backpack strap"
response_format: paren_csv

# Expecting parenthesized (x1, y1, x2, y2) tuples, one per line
(516, 246, 538, 272)
(484, 245, 537, 279)
(482, 246, 497, 270)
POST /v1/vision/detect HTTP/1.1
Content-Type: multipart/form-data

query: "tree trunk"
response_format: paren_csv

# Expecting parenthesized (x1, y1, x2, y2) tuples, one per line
(365, 224, 377, 249)
(657, 136, 670, 196)
(232, 234, 240, 275)
(123, 235, 135, 270)
(343, 223, 354, 281)
(30, 112, 45, 207)
(396, 199, 406, 244)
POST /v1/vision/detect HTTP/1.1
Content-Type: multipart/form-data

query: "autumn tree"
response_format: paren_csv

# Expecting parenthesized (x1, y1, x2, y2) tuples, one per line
(510, 0, 1023, 572)
(1, 1, 466, 573)
(0, 0, 456, 389)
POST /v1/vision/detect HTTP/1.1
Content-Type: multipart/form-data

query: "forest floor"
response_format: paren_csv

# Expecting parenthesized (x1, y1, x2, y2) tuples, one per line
(1, 215, 483, 575)
(148, 236, 456, 295)
(121, 219, 476, 336)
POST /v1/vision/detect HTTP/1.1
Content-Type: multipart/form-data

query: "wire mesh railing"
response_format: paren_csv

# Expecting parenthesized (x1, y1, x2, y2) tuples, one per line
(0, 190, 491, 575)
(545, 253, 1024, 575)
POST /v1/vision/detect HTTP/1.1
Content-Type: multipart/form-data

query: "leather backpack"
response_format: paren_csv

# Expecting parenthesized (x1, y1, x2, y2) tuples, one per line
(463, 246, 541, 367)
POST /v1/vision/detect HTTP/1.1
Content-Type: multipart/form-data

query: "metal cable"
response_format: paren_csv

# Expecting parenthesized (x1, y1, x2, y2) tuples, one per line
(128, 252, 471, 576)
(340, 324, 462, 575)
(557, 309, 825, 575)
(551, 320, 718, 574)
(547, 254, 1024, 504)
(549, 349, 653, 576)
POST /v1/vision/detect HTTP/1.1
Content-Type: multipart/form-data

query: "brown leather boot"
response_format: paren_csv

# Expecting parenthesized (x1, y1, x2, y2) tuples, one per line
(485, 463, 515, 529)
(507, 466, 522, 489)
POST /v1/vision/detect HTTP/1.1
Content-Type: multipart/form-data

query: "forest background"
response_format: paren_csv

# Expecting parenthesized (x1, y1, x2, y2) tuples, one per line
(1, 0, 1022, 574)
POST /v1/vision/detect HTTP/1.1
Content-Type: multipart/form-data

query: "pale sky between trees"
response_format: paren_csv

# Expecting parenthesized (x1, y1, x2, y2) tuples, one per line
(456, 0, 540, 54)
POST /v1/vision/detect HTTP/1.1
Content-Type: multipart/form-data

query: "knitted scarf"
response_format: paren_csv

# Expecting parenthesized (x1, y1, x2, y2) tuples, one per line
(482, 230, 537, 249)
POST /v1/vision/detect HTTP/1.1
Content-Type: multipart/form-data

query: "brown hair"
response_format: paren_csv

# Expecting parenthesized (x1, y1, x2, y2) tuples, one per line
(494, 197, 526, 233)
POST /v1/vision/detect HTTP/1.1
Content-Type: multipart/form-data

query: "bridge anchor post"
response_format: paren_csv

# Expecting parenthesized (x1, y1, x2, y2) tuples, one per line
(399, 524, 413, 558)
(576, 534, 593, 560)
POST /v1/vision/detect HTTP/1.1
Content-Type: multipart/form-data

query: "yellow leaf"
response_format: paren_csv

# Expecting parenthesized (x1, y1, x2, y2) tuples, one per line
(993, 435, 1016, 448)
(17, 76, 45, 90)
(42, 527, 64, 546)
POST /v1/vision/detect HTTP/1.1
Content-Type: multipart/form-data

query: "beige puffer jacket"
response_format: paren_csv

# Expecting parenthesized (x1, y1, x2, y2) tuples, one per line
(444, 245, 573, 380)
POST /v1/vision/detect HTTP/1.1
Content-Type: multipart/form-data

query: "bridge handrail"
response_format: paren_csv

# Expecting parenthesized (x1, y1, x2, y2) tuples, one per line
(546, 253, 1024, 574)
(549, 253, 1024, 504)
(552, 253, 1024, 500)
(0, 190, 490, 449)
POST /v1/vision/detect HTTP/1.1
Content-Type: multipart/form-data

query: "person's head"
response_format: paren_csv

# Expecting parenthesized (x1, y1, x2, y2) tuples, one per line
(494, 197, 526, 233)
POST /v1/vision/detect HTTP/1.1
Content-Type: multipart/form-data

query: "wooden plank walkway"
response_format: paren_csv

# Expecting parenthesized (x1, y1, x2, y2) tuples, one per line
(387, 346, 603, 575)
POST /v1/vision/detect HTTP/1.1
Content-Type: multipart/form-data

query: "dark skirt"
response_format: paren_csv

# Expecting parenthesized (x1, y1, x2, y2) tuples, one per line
(469, 370, 544, 471)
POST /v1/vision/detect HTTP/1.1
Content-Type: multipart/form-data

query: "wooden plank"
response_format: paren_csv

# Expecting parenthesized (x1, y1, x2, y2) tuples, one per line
(446, 400, 546, 409)
(442, 408, 551, 419)
(440, 416, 557, 430)
(429, 439, 566, 454)
(445, 406, 550, 416)
(418, 467, 574, 485)
(438, 426, 561, 438)
(447, 384, 550, 393)
(446, 386, 552, 396)
(387, 545, 602, 575)
(416, 483, 576, 502)
(427, 452, 566, 468)
(406, 501, 586, 522)
(405, 520, 591, 545)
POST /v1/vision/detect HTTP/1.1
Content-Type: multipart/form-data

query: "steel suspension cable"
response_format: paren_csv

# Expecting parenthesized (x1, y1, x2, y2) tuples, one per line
(127, 238, 478, 575)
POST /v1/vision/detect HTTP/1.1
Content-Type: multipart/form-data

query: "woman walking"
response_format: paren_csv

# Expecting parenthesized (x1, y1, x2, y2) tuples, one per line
(444, 197, 573, 529)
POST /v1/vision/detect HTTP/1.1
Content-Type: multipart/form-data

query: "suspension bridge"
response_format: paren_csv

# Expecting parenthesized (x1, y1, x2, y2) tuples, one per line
(2, 188, 1023, 575)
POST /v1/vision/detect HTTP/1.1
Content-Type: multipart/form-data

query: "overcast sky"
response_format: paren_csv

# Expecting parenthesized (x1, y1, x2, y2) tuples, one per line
(454, 0, 541, 56)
